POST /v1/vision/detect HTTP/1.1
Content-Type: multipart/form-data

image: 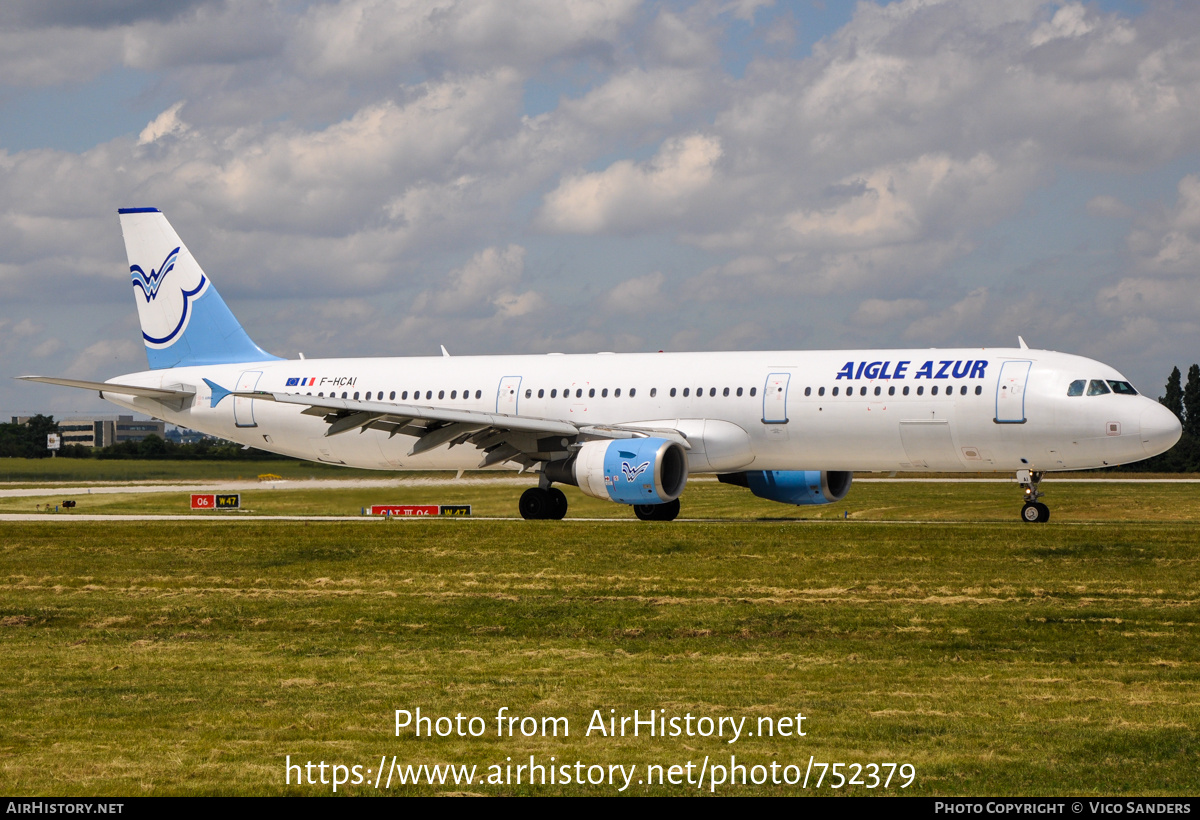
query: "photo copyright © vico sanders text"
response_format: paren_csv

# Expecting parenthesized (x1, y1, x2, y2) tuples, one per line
(282, 707, 917, 792)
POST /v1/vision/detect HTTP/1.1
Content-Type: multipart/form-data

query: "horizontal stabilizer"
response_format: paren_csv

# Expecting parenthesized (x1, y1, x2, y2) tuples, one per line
(17, 375, 195, 399)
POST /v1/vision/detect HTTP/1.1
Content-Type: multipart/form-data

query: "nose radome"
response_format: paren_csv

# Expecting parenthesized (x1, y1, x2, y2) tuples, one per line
(1140, 402, 1183, 458)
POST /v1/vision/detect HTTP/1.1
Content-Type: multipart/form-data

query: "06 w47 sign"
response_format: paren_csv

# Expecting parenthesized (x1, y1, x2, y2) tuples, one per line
(190, 493, 240, 510)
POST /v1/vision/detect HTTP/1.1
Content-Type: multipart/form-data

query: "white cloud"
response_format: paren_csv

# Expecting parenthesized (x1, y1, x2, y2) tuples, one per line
(138, 102, 189, 145)
(411, 244, 545, 320)
(538, 133, 722, 233)
(291, 0, 640, 78)
(600, 271, 667, 314)
(902, 287, 988, 343)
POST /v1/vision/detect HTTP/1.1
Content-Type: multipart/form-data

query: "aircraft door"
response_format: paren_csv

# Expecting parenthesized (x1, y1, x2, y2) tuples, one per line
(234, 370, 262, 428)
(496, 376, 522, 415)
(762, 373, 790, 424)
(995, 361, 1032, 424)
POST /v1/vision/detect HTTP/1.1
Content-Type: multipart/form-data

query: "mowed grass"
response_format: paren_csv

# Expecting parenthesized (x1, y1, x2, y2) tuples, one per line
(2, 482, 1199, 796)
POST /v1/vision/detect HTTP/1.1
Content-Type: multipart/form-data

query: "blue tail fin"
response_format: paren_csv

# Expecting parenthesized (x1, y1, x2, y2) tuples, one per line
(118, 208, 281, 369)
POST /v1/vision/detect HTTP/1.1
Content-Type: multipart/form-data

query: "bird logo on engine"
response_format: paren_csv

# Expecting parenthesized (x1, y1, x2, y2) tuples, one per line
(621, 460, 650, 482)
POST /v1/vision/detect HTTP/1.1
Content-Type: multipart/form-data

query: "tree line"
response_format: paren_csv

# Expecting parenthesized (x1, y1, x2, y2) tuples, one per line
(1132, 364, 1200, 472)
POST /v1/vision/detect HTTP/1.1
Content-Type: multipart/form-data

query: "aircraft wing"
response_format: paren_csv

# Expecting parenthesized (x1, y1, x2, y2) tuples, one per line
(17, 376, 196, 400)
(230, 388, 689, 469)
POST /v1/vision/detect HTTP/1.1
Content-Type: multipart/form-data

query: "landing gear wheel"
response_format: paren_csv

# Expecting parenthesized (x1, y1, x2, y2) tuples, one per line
(546, 487, 568, 520)
(1021, 501, 1051, 523)
(634, 498, 681, 522)
(1021, 502, 1040, 523)
(519, 488, 550, 520)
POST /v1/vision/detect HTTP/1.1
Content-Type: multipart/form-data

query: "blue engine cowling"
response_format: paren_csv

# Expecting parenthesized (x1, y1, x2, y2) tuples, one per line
(718, 470, 852, 505)
(569, 437, 688, 504)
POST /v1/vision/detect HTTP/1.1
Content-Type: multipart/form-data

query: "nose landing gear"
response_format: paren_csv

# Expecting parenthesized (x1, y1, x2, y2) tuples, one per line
(1018, 469, 1050, 522)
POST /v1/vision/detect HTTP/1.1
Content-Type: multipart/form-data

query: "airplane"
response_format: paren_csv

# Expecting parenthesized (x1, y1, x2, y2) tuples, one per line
(20, 208, 1183, 523)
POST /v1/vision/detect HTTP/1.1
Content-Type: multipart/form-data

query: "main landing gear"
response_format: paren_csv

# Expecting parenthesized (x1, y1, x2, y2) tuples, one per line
(519, 486, 568, 520)
(1017, 469, 1050, 523)
(634, 498, 681, 522)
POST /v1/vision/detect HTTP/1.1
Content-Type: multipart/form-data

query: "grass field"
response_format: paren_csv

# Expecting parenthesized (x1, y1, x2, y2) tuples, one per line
(1, 473, 1196, 524)
(1, 480, 1198, 795)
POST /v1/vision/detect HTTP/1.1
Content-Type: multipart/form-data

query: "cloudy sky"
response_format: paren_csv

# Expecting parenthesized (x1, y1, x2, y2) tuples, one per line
(4, 0, 1199, 419)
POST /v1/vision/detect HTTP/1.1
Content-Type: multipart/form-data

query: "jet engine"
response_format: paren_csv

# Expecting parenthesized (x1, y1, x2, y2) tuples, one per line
(545, 437, 688, 504)
(718, 470, 852, 505)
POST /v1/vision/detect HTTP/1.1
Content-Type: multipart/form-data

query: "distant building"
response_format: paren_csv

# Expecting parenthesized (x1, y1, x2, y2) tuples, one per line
(55, 415, 166, 448)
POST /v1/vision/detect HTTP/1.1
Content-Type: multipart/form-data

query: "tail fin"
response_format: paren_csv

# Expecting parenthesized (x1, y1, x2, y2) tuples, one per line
(118, 208, 281, 369)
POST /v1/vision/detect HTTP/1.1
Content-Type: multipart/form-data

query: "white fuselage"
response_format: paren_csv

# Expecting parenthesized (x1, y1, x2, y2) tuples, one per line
(100, 347, 1178, 475)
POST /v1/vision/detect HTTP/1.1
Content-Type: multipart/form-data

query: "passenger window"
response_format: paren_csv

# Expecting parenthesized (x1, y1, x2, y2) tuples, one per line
(723, 387, 730, 397)
(1107, 380, 1138, 395)
(710, 388, 716, 397)
(650, 388, 657, 397)
(630, 388, 636, 397)
(749, 387, 756, 397)
(960, 385, 967, 395)
(975, 385, 982, 395)
(550, 389, 557, 398)
(438, 390, 444, 400)
(670, 388, 676, 397)
(818, 387, 825, 396)
(342, 392, 348, 399)
(874, 386, 881, 396)
(683, 388, 690, 397)
(860, 386, 867, 396)
(917, 386, 924, 396)
(354, 392, 360, 400)
(888, 386, 895, 396)
(475, 390, 482, 399)
(602, 388, 608, 397)
(903, 386, 909, 395)
(401, 391, 407, 400)
(390, 391, 396, 400)
(524, 389, 531, 398)
(737, 387, 743, 397)
(426, 391, 433, 400)
(832, 386, 839, 397)
(932, 386, 939, 396)
(1087, 379, 1111, 396)
(576, 389, 583, 398)
(538, 389, 544, 398)
(318, 392, 324, 397)
(805, 387, 812, 397)
(449, 390, 456, 399)
(589, 388, 595, 398)
(615, 388, 621, 397)
(1067, 380, 1085, 397)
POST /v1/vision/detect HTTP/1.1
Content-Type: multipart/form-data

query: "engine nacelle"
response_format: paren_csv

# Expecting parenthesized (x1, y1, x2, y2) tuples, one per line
(555, 437, 688, 505)
(718, 470, 852, 506)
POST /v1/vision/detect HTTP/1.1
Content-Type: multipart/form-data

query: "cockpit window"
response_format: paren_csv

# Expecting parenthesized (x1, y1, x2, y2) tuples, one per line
(1067, 379, 1085, 397)
(1087, 379, 1111, 396)
(1107, 380, 1138, 395)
